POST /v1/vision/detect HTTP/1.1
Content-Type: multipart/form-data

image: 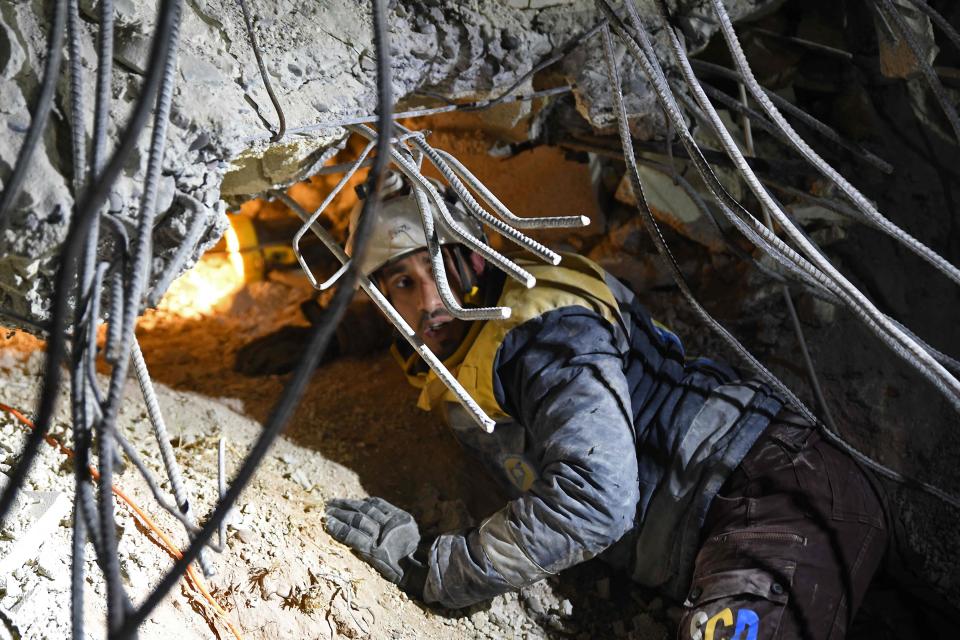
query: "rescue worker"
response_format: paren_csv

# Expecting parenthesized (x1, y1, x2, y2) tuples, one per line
(323, 173, 888, 639)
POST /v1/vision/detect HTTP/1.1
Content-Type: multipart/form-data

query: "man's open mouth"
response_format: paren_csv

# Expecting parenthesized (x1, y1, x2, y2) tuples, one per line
(423, 316, 454, 336)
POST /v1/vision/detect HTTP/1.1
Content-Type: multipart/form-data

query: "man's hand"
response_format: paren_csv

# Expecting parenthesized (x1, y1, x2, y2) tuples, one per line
(324, 497, 423, 588)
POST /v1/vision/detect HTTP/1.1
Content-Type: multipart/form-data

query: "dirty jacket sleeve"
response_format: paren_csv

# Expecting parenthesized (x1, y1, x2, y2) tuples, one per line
(422, 307, 641, 608)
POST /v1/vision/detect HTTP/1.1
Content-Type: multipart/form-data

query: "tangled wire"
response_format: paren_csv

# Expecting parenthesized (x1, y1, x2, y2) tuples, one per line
(0, 1, 959, 638)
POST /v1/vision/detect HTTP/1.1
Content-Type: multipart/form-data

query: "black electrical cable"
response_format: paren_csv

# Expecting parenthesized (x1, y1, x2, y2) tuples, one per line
(238, 0, 287, 142)
(0, 0, 177, 548)
(113, 1, 393, 635)
(0, 0, 67, 238)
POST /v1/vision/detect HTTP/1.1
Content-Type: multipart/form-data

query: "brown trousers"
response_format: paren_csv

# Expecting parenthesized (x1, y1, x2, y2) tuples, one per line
(678, 414, 888, 640)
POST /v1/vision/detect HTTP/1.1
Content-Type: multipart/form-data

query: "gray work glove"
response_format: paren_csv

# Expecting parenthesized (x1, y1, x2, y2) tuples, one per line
(324, 497, 428, 596)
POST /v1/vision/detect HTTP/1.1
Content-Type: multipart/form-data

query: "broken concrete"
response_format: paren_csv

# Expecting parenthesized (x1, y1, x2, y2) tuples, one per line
(0, 0, 778, 328)
(0, 486, 70, 577)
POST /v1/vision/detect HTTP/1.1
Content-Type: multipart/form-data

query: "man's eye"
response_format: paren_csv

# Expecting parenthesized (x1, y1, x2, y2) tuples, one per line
(393, 276, 412, 289)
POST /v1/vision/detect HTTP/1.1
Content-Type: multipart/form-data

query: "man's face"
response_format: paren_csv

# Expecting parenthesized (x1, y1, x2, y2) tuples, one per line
(379, 249, 469, 360)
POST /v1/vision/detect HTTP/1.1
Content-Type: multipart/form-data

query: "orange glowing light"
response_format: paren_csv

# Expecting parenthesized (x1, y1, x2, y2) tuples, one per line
(154, 218, 247, 319)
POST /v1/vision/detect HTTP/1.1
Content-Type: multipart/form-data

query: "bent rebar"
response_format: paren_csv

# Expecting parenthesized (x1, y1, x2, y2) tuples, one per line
(0, 0, 166, 533)
(146, 193, 211, 307)
(292, 140, 377, 290)
(704, 0, 960, 286)
(118, 3, 396, 634)
(349, 123, 537, 290)
(679, 0, 960, 405)
(401, 129, 563, 265)
(689, 59, 895, 174)
(618, 0, 960, 411)
(605, 1, 956, 420)
(872, 0, 960, 144)
(598, 19, 818, 430)
(131, 340, 215, 575)
(636, 0, 960, 506)
(409, 180, 512, 321)
(432, 149, 590, 229)
(277, 190, 500, 429)
(903, 0, 960, 54)
(66, 0, 86, 199)
(238, 0, 286, 141)
(91, 0, 114, 180)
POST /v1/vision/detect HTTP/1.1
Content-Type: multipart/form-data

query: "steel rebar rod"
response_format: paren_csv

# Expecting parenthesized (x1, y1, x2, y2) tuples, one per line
(431, 149, 591, 229)
(96, 4, 184, 626)
(637, 0, 960, 505)
(603, 0, 955, 414)
(131, 339, 214, 575)
(401, 130, 563, 265)
(647, 1, 960, 404)
(218, 438, 226, 550)
(599, 21, 818, 430)
(873, 0, 960, 144)
(747, 26, 855, 60)
(689, 59, 895, 174)
(116, 4, 395, 634)
(0, 6, 182, 640)
(272, 85, 573, 141)
(621, 0, 959, 408)
(66, 13, 100, 621)
(461, 20, 606, 112)
(409, 180, 512, 321)
(350, 123, 536, 290)
(610, 1, 960, 508)
(237, 0, 286, 141)
(66, 0, 86, 198)
(104, 270, 125, 364)
(737, 78, 840, 433)
(292, 140, 377, 290)
(705, 0, 960, 285)
(690, 0, 960, 403)
(90, 0, 114, 179)
(278, 190, 499, 428)
(903, 0, 960, 54)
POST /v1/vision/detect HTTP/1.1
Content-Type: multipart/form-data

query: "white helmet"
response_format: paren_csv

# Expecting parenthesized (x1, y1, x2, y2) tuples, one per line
(346, 172, 484, 276)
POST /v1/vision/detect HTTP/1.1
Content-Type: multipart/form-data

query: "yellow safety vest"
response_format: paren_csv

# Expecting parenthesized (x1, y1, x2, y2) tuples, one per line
(393, 254, 624, 421)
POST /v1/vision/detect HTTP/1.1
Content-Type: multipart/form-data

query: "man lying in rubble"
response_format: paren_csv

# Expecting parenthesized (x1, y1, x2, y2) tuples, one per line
(320, 172, 888, 639)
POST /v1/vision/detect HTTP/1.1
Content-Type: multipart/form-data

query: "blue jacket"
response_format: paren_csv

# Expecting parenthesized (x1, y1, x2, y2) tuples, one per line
(394, 255, 783, 608)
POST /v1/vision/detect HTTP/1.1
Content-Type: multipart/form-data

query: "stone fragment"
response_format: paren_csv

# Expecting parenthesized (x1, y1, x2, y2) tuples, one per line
(874, 1, 938, 80)
(0, 490, 70, 576)
(797, 294, 837, 327)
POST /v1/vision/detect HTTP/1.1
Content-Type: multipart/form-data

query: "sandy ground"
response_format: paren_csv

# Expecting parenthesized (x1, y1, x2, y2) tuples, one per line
(0, 264, 677, 639)
(0, 111, 680, 639)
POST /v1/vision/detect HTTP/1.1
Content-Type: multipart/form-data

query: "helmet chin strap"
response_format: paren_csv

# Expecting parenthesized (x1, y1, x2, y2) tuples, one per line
(449, 246, 479, 304)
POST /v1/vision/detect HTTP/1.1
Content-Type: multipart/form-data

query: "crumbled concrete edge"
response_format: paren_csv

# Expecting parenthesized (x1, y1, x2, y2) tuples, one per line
(0, 0, 775, 327)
